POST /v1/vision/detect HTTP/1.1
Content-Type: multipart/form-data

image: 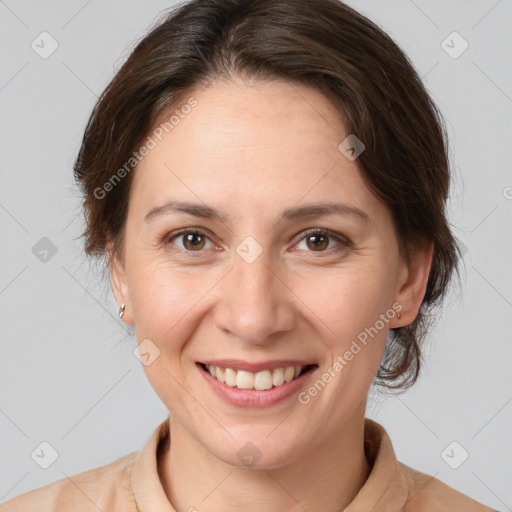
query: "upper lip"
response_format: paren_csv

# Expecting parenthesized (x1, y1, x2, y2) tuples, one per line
(199, 359, 317, 373)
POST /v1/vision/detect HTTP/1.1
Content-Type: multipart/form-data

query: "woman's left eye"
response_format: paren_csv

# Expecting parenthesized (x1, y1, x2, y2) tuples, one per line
(163, 228, 349, 254)
(294, 229, 349, 253)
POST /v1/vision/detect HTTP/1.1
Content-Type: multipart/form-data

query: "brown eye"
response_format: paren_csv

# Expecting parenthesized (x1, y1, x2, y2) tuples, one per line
(182, 232, 206, 251)
(305, 233, 330, 251)
(296, 229, 349, 253)
(165, 229, 213, 252)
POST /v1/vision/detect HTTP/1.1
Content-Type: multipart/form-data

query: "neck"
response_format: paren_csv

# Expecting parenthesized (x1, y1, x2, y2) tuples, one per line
(158, 408, 370, 512)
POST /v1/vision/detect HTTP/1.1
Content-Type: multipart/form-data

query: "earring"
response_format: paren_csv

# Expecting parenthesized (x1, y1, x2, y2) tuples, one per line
(119, 304, 126, 319)
(397, 312, 402, 320)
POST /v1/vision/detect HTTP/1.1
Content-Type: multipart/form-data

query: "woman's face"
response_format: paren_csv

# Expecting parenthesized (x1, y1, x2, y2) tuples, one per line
(110, 77, 430, 468)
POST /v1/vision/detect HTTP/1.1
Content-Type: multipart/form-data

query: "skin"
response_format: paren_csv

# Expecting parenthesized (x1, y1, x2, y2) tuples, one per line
(109, 76, 433, 512)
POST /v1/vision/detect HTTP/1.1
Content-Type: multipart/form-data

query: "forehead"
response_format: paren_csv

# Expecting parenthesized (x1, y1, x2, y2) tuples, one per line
(177, 77, 345, 158)
(130, 77, 379, 221)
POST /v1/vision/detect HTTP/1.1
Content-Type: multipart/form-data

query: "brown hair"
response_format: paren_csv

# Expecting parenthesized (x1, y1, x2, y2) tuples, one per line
(73, 0, 460, 390)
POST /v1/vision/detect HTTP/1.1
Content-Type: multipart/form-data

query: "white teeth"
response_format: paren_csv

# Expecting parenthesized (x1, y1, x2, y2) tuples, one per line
(284, 366, 295, 382)
(225, 367, 237, 387)
(272, 367, 284, 386)
(215, 366, 225, 384)
(204, 364, 308, 390)
(236, 370, 254, 389)
(254, 370, 273, 390)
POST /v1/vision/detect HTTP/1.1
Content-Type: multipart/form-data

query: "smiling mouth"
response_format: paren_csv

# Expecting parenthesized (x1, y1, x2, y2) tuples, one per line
(198, 362, 317, 391)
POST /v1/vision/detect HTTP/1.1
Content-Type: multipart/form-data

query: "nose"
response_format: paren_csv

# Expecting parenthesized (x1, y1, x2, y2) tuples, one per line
(213, 246, 296, 347)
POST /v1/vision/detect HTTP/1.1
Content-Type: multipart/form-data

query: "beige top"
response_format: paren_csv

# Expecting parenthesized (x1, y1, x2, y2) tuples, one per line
(1, 417, 495, 511)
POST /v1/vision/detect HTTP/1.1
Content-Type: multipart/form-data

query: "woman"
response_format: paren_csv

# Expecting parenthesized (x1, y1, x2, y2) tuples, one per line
(1, 0, 497, 510)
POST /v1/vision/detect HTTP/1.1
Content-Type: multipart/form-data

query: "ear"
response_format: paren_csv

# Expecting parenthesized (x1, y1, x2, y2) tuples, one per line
(391, 239, 434, 328)
(107, 243, 134, 325)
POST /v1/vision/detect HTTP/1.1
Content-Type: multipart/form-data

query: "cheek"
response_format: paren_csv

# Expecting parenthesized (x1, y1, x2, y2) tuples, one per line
(299, 266, 398, 404)
(127, 264, 213, 413)
(293, 263, 397, 342)
(291, 268, 396, 434)
(129, 263, 204, 339)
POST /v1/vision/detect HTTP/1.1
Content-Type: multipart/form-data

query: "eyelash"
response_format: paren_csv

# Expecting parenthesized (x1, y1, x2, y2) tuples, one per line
(163, 227, 351, 255)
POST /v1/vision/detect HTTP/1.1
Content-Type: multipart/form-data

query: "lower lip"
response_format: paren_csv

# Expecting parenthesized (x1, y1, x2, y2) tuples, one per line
(197, 363, 317, 408)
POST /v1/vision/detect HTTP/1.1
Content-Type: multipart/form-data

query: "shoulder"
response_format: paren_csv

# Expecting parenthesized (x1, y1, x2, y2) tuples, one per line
(399, 462, 496, 512)
(0, 451, 138, 512)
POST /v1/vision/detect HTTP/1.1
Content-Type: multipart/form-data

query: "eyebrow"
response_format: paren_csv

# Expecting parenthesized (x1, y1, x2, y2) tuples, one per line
(144, 200, 370, 224)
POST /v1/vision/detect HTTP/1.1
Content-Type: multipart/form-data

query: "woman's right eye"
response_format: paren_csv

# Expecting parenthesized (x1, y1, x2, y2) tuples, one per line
(164, 228, 215, 252)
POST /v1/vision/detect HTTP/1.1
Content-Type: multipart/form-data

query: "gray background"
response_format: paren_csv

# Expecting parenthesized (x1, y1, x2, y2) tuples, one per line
(0, 0, 511, 509)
